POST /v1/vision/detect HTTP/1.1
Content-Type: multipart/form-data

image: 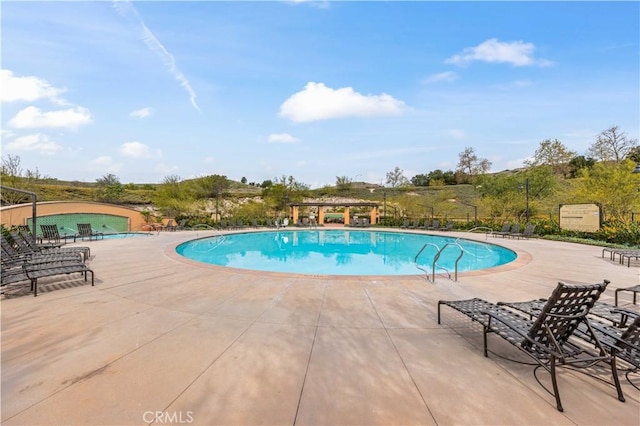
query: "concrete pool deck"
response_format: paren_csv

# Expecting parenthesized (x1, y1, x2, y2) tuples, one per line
(1, 228, 639, 425)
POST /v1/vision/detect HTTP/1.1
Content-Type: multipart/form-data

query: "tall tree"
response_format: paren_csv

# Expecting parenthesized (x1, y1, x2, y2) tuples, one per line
(335, 176, 353, 191)
(525, 139, 576, 178)
(385, 166, 409, 188)
(477, 167, 556, 221)
(573, 159, 640, 221)
(95, 173, 124, 203)
(588, 126, 639, 163)
(456, 147, 491, 183)
(155, 175, 193, 217)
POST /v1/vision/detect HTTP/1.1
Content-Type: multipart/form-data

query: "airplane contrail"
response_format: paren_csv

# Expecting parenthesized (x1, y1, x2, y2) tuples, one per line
(113, 0, 200, 112)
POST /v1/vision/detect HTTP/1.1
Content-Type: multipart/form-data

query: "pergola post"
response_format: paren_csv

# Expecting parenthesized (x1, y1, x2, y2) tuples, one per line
(292, 206, 300, 225)
(318, 208, 326, 225)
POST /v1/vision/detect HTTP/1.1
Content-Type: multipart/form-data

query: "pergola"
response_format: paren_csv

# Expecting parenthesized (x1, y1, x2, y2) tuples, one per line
(287, 202, 379, 226)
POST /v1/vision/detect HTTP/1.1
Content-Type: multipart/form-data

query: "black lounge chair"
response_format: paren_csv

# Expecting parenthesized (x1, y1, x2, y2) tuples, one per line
(492, 222, 512, 238)
(77, 223, 104, 241)
(438, 281, 625, 412)
(438, 221, 454, 231)
(40, 224, 77, 244)
(619, 250, 640, 268)
(7, 229, 91, 261)
(426, 219, 440, 231)
(592, 316, 640, 390)
(615, 284, 640, 306)
(1, 244, 94, 297)
(502, 296, 640, 389)
(509, 223, 536, 239)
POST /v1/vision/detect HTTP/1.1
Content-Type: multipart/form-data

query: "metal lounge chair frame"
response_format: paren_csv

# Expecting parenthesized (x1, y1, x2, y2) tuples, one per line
(40, 224, 77, 244)
(1, 245, 94, 297)
(76, 223, 104, 241)
(438, 281, 625, 412)
(615, 285, 640, 306)
(591, 316, 640, 390)
(492, 222, 512, 238)
(9, 229, 91, 261)
(496, 296, 640, 389)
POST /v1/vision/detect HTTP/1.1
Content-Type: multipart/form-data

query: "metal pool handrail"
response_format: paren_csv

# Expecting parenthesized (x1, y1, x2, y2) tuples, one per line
(414, 242, 465, 282)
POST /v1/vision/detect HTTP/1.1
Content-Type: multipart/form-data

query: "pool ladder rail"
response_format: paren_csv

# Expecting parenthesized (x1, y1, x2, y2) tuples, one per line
(414, 242, 464, 282)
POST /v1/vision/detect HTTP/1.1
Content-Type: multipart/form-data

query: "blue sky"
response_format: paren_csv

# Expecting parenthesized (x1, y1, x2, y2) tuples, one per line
(2, 1, 638, 188)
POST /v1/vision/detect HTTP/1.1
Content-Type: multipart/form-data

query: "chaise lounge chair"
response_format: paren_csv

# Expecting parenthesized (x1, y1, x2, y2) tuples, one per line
(591, 316, 640, 390)
(1, 240, 94, 297)
(616, 285, 640, 306)
(40, 224, 77, 244)
(77, 223, 104, 241)
(508, 223, 536, 239)
(437, 280, 625, 412)
(492, 222, 512, 238)
(8, 229, 91, 261)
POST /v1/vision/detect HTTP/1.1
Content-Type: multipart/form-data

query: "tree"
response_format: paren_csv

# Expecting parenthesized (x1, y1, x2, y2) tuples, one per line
(411, 174, 429, 186)
(154, 175, 194, 217)
(335, 176, 353, 192)
(525, 139, 576, 178)
(627, 146, 640, 163)
(95, 173, 124, 203)
(240, 176, 247, 184)
(385, 166, 408, 188)
(588, 126, 639, 163)
(568, 156, 595, 178)
(476, 167, 556, 221)
(456, 147, 491, 183)
(572, 160, 640, 222)
(1, 154, 23, 189)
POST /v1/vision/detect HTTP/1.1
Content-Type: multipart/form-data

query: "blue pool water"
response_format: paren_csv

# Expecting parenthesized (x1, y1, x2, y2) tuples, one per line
(176, 230, 517, 276)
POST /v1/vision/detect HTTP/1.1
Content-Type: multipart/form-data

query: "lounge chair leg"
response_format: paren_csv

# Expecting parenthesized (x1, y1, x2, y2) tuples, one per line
(437, 302, 441, 324)
(610, 355, 626, 402)
(483, 326, 489, 357)
(550, 356, 563, 412)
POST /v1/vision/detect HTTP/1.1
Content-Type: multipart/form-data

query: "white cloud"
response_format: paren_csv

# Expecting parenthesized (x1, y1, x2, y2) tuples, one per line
(4, 133, 63, 154)
(1, 69, 65, 103)
(113, 0, 200, 112)
(129, 107, 154, 118)
(90, 155, 123, 172)
(446, 38, 552, 67)
(422, 72, 459, 84)
(279, 82, 406, 123)
(119, 141, 158, 158)
(8, 106, 92, 130)
(268, 133, 299, 144)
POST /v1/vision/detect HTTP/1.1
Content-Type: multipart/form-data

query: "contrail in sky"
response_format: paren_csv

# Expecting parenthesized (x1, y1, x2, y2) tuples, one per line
(112, 0, 200, 112)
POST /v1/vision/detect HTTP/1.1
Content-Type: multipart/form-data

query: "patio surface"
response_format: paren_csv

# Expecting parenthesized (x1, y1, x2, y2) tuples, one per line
(2, 228, 639, 425)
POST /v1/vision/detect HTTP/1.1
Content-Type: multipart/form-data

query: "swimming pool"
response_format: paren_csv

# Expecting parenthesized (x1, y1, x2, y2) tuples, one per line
(176, 230, 517, 276)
